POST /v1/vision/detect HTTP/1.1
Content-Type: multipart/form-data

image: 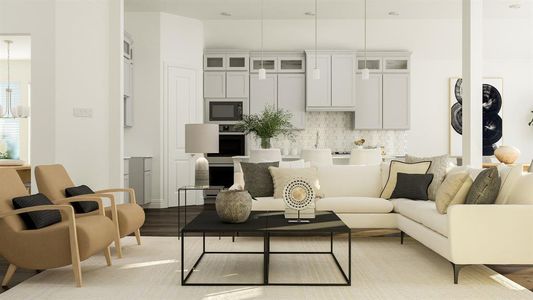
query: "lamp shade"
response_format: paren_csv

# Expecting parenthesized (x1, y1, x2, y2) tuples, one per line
(185, 124, 219, 154)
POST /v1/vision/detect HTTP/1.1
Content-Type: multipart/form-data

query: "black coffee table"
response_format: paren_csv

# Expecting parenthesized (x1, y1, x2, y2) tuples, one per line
(180, 210, 351, 286)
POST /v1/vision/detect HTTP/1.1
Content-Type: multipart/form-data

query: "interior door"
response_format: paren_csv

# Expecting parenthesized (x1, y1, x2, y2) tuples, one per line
(166, 66, 201, 207)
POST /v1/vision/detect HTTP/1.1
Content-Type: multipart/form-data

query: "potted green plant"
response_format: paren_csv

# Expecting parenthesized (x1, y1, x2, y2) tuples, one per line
(237, 105, 294, 149)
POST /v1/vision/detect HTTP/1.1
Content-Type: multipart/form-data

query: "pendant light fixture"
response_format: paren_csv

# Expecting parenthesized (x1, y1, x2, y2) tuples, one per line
(258, 0, 266, 80)
(312, 0, 320, 80)
(1, 40, 29, 119)
(361, 0, 370, 80)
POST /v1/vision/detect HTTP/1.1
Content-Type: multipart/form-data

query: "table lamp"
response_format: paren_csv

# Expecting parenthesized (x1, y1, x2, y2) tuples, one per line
(185, 124, 219, 186)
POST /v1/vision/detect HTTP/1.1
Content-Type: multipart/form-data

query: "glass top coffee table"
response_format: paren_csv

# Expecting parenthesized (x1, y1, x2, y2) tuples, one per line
(180, 210, 351, 286)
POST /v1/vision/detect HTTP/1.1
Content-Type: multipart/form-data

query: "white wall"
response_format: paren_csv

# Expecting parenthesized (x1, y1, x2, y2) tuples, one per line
(1, 0, 123, 191)
(204, 18, 533, 162)
(125, 12, 204, 207)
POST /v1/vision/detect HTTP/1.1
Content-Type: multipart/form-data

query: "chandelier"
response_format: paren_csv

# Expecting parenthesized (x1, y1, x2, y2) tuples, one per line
(1, 40, 30, 119)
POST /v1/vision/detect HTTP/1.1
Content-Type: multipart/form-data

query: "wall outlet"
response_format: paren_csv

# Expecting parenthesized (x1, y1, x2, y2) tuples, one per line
(73, 108, 93, 118)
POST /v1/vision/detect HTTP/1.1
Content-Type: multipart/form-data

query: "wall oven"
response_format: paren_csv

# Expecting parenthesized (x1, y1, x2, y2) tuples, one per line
(207, 125, 246, 189)
(206, 99, 247, 124)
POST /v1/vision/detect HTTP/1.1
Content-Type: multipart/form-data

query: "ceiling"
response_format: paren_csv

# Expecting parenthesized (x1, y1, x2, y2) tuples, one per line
(0, 35, 31, 60)
(125, 0, 532, 20)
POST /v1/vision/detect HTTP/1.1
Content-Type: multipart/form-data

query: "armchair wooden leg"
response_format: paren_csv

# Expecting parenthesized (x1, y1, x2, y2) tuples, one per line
(1, 264, 17, 287)
(134, 229, 141, 245)
(114, 234, 123, 258)
(104, 247, 112, 266)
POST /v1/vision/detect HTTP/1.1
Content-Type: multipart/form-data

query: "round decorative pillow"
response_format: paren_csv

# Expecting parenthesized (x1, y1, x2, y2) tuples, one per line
(282, 178, 315, 210)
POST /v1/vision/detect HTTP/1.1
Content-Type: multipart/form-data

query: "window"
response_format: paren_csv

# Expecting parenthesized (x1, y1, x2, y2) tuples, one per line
(0, 83, 21, 159)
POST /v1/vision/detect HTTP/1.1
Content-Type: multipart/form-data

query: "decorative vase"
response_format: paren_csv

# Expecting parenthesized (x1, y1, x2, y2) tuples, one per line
(215, 190, 252, 223)
(494, 145, 521, 164)
(260, 137, 272, 149)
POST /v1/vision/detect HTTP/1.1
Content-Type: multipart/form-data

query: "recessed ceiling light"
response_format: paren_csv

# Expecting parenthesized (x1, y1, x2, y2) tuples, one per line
(509, 3, 521, 9)
(220, 12, 232, 17)
(388, 11, 400, 16)
(304, 11, 316, 16)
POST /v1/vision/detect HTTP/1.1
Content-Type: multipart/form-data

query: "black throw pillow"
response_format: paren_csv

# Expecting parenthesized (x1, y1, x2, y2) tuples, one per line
(65, 185, 99, 214)
(240, 161, 279, 198)
(12, 193, 62, 229)
(390, 173, 434, 200)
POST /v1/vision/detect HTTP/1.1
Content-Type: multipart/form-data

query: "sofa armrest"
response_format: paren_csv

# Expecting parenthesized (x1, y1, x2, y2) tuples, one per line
(448, 204, 533, 264)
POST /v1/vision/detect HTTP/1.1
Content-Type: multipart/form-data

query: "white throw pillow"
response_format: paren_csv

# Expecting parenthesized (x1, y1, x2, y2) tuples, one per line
(405, 154, 449, 201)
(279, 159, 308, 168)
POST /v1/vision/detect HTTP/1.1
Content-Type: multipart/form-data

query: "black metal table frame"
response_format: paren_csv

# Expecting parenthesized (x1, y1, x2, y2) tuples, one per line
(177, 186, 224, 240)
(181, 231, 351, 286)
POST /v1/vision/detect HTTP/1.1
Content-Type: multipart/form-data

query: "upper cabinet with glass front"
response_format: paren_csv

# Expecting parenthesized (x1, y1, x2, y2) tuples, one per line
(356, 57, 382, 72)
(204, 50, 249, 71)
(250, 52, 305, 73)
(383, 57, 410, 72)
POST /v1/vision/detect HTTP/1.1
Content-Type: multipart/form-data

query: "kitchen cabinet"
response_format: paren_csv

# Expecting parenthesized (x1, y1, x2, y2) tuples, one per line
(383, 73, 410, 129)
(250, 56, 278, 73)
(306, 51, 356, 111)
(204, 72, 226, 98)
(354, 74, 382, 129)
(204, 54, 226, 71)
(226, 71, 249, 98)
(250, 74, 277, 115)
(226, 54, 249, 71)
(129, 157, 152, 206)
(331, 55, 356, 108)
(278, 56, 305, 73)
(357, 57, 382, 72)
(305, 54, 331, 108)
(383, 57, 410, 72)
(278, 74, 306, 129)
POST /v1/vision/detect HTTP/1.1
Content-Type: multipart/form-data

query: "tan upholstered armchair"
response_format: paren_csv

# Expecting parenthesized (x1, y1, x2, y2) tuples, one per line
(35, 164, 145, 258)
(0, 169, 115, 287)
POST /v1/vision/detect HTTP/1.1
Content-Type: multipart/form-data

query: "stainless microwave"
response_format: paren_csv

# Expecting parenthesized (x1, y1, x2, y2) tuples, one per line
(206, 99, 247, 124)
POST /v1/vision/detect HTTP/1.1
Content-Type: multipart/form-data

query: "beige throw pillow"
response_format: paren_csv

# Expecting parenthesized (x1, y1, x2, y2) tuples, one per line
(435, 172, 473, 214)
(269, 167, 322, 199)
(380, 160, 432, 199)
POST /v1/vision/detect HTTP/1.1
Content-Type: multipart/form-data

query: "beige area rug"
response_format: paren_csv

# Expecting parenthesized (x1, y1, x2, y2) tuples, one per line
(1, 236, 532, 300)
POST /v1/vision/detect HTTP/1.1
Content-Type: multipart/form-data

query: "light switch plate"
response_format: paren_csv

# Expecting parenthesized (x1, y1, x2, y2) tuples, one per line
(73, 108, 93, 118)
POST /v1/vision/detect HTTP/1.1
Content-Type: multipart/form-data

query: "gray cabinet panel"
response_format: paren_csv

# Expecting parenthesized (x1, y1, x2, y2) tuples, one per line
(250, 74, 277, 114)
(129, 157, 152, 206)
(306, 54, 331, 108)
(355, 74, 382, 129)
(226, 72, 249, 98)
(203, 72, 226, 98)
(278, 74, 306, 129)
(331, 55, 356, 108)
(383, 73, 410, 129)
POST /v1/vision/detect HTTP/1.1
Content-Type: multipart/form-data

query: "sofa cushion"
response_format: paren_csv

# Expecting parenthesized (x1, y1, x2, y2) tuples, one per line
(495, 165, 522, 204)
(241, 161, 279, 197)
(405, 154, 449, 200)
(318, 165, 382, 197)
(315, 197, 393, 213)
(435, 171, 473, 214)
(390, 173, 433, 200)
(252, 196, 394, 214)
(507, 173, 533, 205)
(393, 199, 449, 237)
(465, 167, 501, 205)
(381, 160, 432, 199)
(269, 167, 322, 199)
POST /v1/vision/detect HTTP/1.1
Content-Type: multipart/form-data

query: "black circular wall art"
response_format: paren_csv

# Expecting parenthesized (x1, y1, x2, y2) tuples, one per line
(451, 79, 503, 156)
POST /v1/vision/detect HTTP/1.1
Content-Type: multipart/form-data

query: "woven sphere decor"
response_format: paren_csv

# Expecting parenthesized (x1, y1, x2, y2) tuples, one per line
(215, 190, 252, 223)
(282, 178, 315, 210)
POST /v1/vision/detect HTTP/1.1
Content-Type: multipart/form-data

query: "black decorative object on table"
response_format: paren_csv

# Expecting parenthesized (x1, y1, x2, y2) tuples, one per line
(451, 78, 503, 156)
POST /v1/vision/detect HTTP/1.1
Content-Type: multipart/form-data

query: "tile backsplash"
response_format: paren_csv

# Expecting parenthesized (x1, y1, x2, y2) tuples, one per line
(248, 112, 408, 156)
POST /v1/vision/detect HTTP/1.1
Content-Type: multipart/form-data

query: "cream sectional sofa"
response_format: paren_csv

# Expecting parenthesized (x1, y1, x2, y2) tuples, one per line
(233, 163, 533, 283)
